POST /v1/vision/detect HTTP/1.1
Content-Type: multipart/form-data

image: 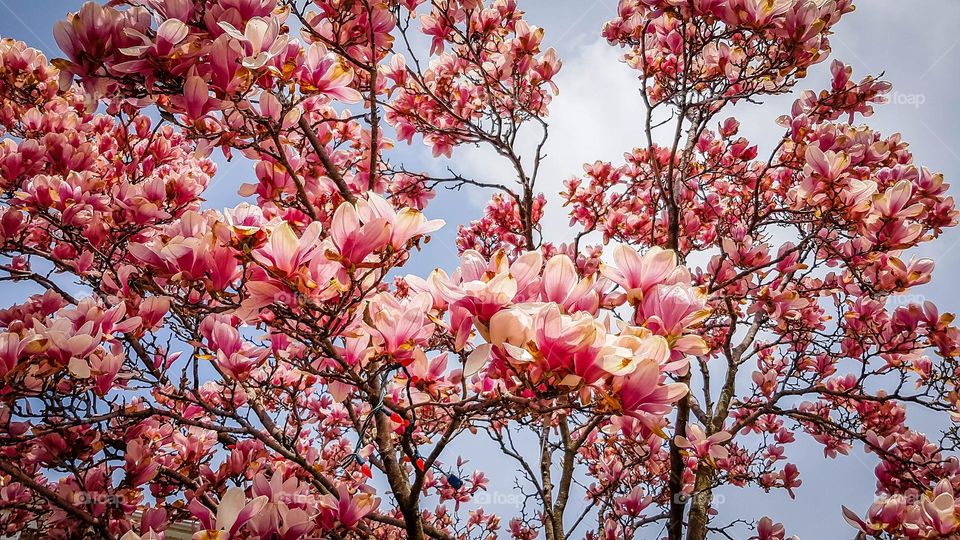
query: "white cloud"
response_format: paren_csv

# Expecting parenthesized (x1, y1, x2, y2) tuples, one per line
(451, 38, 648, 243)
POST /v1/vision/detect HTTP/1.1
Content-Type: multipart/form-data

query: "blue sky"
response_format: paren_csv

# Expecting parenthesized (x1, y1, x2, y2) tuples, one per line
(2, 1, 960, 537)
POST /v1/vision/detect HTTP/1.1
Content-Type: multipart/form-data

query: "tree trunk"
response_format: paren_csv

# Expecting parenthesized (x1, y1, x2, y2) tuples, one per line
(372, 375, 425, 540)
(685, 470, 714, 540)
(540, 423, 559, 540)
(667, 379, 692, 540)
(399, 502, 426, 540)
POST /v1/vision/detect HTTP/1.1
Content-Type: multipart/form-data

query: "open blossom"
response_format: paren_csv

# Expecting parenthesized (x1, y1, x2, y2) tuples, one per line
(327, 193, 442, 266)
(749, 517, 795, 540)
(0, 332, 44, 377)
(217, 17, 288, 70)
(603, 245, 686, 304)
(534, 304, 604, 374)
(357, 193, 445, 250)
(430, 250, 535, 323)
(616, 487, 652, 517)
(247, 470, 315, 539)
(318, 485, 380, 530)
(200, 314, 267, 379)
(638, 283, 709, 336)
(364, 292, 435, 364)
(329, 201, 392, 265)
(299, 43, 363, 102)
(190, 487, 268, 540)
(615, 358, 689, 423)
(675, 425, 733, 462)
(488, 304, 539, 348)
(253, 222, 323, 275)
(34, 317, 103, 378)
(541, 254, 600, 314)
(599, 326, 671, 376)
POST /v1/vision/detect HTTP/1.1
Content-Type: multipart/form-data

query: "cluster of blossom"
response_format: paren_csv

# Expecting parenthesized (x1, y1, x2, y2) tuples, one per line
(385, 0, 562, 158)
(838, 429, 960, 538)
(0, 29, 450, 540)
(0, 17, 713, 537)
(53, 0, 428, 209)
(602, 0, 853, 105)
(558, 4, 960, 538)
(456, 193, 545, 258)
(408, 245, 707, 419)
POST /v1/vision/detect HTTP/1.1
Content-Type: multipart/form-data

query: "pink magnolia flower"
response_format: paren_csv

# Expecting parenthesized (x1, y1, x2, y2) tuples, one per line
(839, 178, 878, 211)
(615, 486, 652, 517)
(253, 221, 323, 275)
(214, 349, 264, 381)
(473, 301, 612, 384)
(217, 17, 288, 70)
(201, 314, 266, 379)
(804, 146, 849, 181)
(224, 203, 266, 238)
(174, 76, 221, 122)
(873, 179, 923, 219)
(318, 485, 380, 530)
(675, 424, 732, 462)
(89, 350, 125, 395)
(329, 199, 392, 266)
(534, 304, 603, 374)
(118, 18, 189, 58)
(190, 487, 268, 540)
(201, 315, 243, 358)
(614, 358, 687, 422)
(922, 482, 959, 535)
(137, 296, 171, 330)
(441, 250, 542, 306)
(541, 254, 599, 314)
(868, 495, 907, 531)
(248, 471, 315, 539)
(639, 283, 710, 339)
(749, 517, 792, 540)
(0, 332, 44, 377)
(365, 292, 435, 364)
(488, 303, 539, 348)
(207, 35, 247, 94)
(299, 43, 363, 102)
(598, 326, 670, 376)
(438, 264, 518, 323)
(358, 193, 444, 250)
(603, 245, 685, 305)
(124, 440, 158, 487)
(34, 318, 103, 377)
(272, 506, 314, 540)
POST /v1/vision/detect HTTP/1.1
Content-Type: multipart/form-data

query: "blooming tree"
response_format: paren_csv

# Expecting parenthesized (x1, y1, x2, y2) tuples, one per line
(0, 1, 957, 539)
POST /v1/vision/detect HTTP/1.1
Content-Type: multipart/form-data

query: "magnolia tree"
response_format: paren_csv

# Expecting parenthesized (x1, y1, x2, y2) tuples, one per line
(0, 0, 958, 539)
